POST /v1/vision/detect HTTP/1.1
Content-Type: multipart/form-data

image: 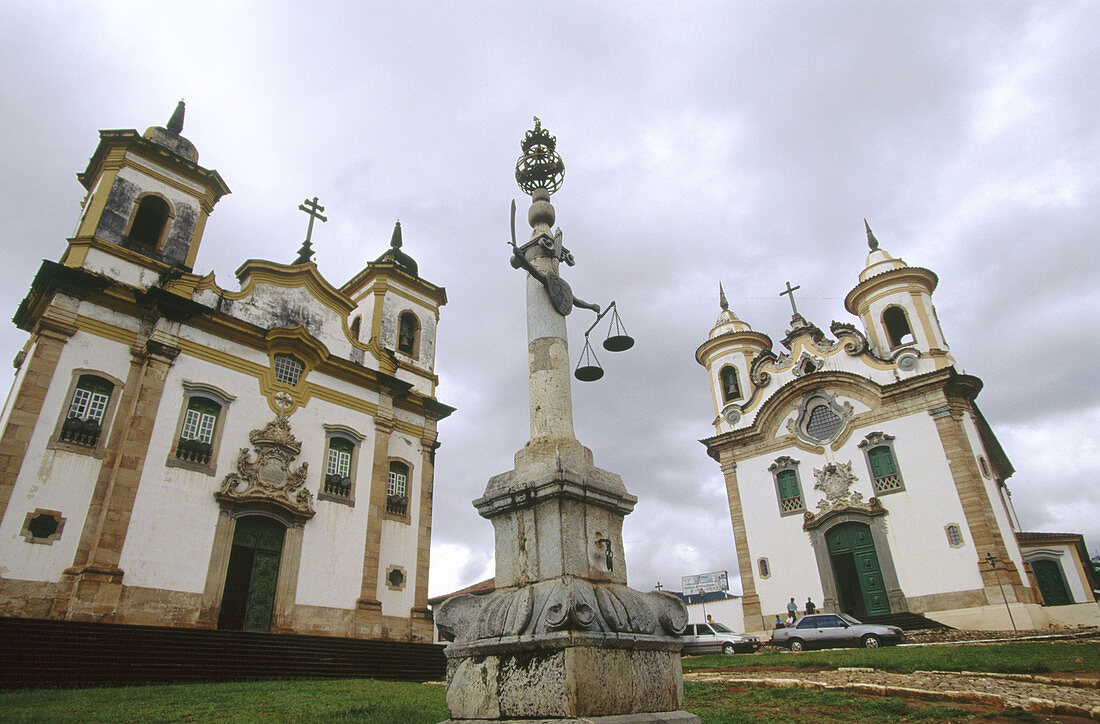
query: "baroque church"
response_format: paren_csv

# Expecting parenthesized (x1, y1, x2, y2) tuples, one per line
(0, 104, 452, 641)
(696, 225, 1098, 634)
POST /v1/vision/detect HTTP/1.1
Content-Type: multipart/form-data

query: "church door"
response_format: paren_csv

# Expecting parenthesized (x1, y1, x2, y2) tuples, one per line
(825, 522, 890, 619)
(1031, 559, 1072, 606)
(218, 516, 286, 632)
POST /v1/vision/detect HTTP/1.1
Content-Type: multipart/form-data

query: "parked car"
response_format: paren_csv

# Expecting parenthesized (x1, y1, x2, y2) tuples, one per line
(770, 613, 904, 651)
(679, 622, 761, 655)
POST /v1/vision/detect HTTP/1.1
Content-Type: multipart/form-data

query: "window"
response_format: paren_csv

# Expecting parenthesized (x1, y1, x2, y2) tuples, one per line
(758, 557, 770, 579)
(768, 456, 804, 515)
(977, 455, 991, 478)
(720, 365, 741, 402)
(350, 316, 361, 341)
(945, 524, 964, 548)
(397, 312, 420, 356)
(386, 565, 406, 591)
(168, 383, 234, 474)
(127, 195, 171, 247)
(858, 432, 905, 495)
(323, 437, 354, 498)
(318, 425, 364, 505)
(387, 461, 409, 516)
(792, 392, 851, 445)
(176, 397, 220, 465)
(20, 508, 66, 545)
(273, 354, 304, 385)
(60, 374, 113, 448)
(882, 306, 914, 347)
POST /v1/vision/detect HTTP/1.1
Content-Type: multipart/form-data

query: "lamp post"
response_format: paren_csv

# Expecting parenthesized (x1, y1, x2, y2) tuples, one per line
(984, 553, 1018, 632)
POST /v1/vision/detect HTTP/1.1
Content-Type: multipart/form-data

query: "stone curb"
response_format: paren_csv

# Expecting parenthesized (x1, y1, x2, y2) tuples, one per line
(1025, 697, 1100, 720)
(900, 630, 1099, 647)
(916, 669, 1100, 689)
(686, 675, 1008, 709)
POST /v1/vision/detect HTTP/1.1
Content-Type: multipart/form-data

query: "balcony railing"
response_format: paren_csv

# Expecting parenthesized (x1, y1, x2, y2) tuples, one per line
(324, 474, 351, 498)
(386, 494, 408, 516)
(872, 473, 903, 494)
(59, 417, 101, 447)
(176, 438, 213, 465)
(779, 495, 804, 514)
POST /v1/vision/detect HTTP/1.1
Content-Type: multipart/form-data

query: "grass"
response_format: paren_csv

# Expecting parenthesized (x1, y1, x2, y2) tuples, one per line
(681, 640, 1100, 675)
(1, 640, 1093, 722)
(0, 679, 449, 723)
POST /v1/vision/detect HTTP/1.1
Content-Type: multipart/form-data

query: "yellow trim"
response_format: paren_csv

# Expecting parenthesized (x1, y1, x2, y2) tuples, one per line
(63, 236, 174, 275)
(74, 315, 139, 346)
(121, 155, 208, 199)
(185, 210, 210, 269)
(370, 281, 388, 342)
(74, 166, 121, 238)
(909, 290, 942, 350)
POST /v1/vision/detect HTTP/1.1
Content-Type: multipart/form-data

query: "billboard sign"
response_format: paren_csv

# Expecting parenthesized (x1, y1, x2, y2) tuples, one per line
(680, 570, 729, 596)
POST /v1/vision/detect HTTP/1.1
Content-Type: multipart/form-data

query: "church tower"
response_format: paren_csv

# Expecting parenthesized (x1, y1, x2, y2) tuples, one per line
(64, 101, 230, 276)
(695, 284, 772, 432)
(844, 221, 953, 368)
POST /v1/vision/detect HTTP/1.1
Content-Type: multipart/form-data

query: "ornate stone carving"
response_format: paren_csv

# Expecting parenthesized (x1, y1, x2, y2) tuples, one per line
(216, 415, 314, 520)
(435, 575, 687, 643)
(750, 349, 778, 387)
(804, 461, 885, 524)
(829, 321, 869, 356)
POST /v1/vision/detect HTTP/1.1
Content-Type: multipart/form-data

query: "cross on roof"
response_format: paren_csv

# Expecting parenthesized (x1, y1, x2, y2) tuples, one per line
(780, 281, 801, 316)
(294, 196, 327, 264)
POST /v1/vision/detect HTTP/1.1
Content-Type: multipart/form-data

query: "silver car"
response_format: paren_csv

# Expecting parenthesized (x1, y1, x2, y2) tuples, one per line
(679, 622, 761, 655)
(770, 613, 904, 651)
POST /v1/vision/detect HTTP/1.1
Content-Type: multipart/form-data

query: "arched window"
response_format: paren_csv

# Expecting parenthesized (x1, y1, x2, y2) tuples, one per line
(397, 312, 420, 356)
(945, 524, 964, 548)
(60, 374, 114, 447)
(176, 396, 221, 465)
(719, 365, 741, 402)
(768, 457, 804, 516)
(758, 557, 771, 579)
(882, 306, 914, 347)
(387, 461, 410, 517)
(350, 316, 361, 341)
(324, 437, 355, 499)
(128, 195, 172, 247)
(859, 432, 905, 494)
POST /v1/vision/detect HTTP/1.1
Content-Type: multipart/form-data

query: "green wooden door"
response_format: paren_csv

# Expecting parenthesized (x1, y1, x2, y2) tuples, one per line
(1031, 559, 1072, 606)
(825, 522, 890, 617)
(218, 516, 285, 632)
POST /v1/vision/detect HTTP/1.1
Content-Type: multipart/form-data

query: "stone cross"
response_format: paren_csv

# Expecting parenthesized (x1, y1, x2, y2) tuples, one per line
(780, 281, 801, 316)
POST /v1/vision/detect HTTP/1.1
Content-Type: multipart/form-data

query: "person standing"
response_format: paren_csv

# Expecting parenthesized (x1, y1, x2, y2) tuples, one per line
(805, 597, 816, 615)
(787, 597, 798, 622)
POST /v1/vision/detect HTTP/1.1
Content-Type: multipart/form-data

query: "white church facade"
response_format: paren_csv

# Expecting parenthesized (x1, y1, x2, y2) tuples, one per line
(0, 104, 452, 642)
(697, 225, 1098, 635)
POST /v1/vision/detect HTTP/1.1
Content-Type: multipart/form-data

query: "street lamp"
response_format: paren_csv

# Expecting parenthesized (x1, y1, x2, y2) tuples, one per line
(984, 553, 1018, 632)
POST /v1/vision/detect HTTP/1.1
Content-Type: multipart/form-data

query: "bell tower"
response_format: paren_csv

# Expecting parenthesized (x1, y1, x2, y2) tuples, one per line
(63, 101, 230, 278)
(844, 221, 953, 367)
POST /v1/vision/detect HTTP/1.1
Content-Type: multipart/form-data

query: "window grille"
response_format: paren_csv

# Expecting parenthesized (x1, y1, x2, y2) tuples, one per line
(323, 438, 354, 498)
(866, 444, 904, 494)
(273, 355, 304, 385)
(806, 404, 843, 441)
(775, 468, 804, 514)
(60, 376, 112, 447)
(946, 524, 963, 547)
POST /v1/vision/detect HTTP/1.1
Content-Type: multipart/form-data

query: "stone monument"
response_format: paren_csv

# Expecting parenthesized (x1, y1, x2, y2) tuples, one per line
(435, 119, 698, 722)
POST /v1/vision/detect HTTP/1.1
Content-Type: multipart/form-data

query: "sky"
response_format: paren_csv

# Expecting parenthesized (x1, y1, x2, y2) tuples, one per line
(2, 1, 1098, 601)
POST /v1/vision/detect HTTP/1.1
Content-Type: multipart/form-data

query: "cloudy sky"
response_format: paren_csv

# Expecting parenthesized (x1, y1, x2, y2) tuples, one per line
(2, 2, 1097, 600)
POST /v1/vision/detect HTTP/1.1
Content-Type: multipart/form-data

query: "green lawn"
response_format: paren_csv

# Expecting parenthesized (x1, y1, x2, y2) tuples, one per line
(1, 640, 1093, 723)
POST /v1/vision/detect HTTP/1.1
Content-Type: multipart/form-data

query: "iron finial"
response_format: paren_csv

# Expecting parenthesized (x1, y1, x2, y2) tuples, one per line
(515, 117, 565, 196)
(719, 282, 729, 311)
(864, 219, 879, 251)
(167, 99, 185, 134)
(390, 220, 403, 249)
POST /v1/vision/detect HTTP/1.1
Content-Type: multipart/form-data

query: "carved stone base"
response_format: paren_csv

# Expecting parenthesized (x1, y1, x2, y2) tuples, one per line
(444, 632, 688, 720)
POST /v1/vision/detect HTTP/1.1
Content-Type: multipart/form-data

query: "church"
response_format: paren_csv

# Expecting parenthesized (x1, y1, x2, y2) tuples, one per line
(696, 225, 1098, 634)
(0, 104, 452, 642)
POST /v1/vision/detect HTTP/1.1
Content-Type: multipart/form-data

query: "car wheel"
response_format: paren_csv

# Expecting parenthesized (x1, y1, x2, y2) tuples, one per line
(788, 638, 804, 652)
(862, 635, 881, 648)
(722, 643, 736, 655)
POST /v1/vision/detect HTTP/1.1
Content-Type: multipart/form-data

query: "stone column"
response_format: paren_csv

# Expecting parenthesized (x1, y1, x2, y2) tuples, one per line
(408, 426, 438, 641)
(0, 320, 75, 524)
(720, 457, 764, 634)
(354, 394, 395, 638)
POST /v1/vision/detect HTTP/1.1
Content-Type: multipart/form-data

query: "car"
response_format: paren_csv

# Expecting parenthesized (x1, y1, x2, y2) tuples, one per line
(679, 621, 762, 655)
(770, 613, 904, 651)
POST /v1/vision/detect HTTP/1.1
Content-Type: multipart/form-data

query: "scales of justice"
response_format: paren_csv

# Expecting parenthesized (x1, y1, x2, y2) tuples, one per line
(435, 119, 698, 723)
